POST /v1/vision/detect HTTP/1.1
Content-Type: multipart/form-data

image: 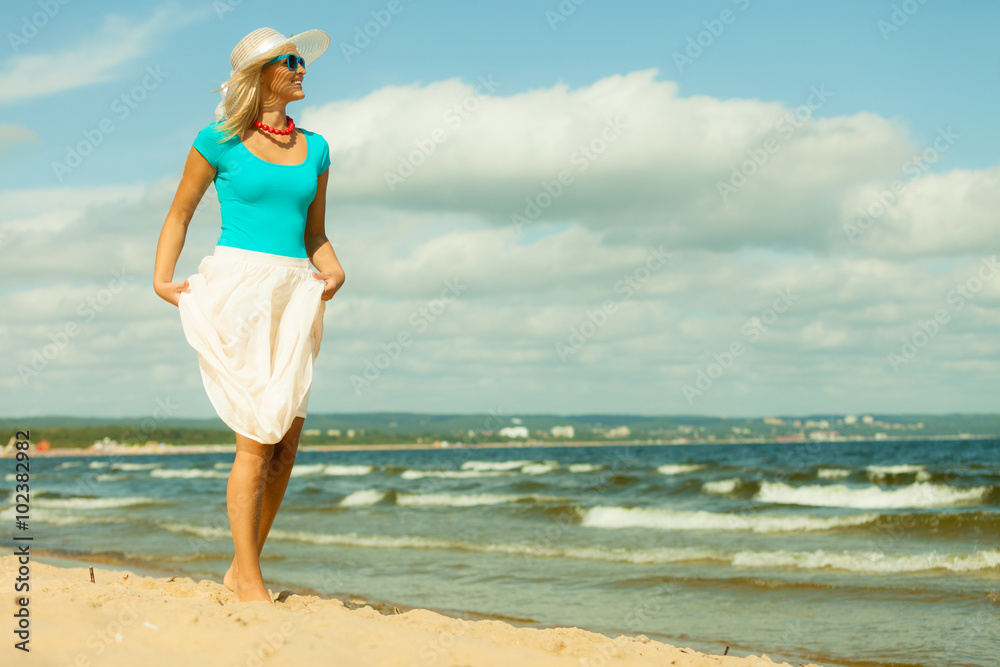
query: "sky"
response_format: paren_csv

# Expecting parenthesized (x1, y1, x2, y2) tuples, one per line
(2, 0, 998, 421)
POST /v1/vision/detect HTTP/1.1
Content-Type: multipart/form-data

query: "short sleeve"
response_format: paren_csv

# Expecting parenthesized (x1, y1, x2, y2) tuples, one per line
(192, 122, 226, 169)
(318, 135, 330, 175)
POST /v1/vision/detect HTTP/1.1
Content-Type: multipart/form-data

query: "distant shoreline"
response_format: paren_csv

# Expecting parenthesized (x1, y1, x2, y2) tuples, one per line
(3, 432, 995, 458)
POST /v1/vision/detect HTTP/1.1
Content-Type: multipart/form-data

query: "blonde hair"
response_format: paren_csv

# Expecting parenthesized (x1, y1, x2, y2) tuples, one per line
(210, 41, 298, 143)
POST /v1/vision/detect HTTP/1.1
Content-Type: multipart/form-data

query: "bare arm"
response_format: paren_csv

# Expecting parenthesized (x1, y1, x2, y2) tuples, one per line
(304, 168, 346, 301)
(153, 147, 216, 306)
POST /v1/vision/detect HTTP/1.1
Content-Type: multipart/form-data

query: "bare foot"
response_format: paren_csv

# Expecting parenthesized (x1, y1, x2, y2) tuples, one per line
(223, 558, 238, 592)
(233, 577, 273, 604)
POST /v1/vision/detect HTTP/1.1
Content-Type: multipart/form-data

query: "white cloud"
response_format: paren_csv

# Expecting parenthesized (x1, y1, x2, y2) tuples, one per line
(0, 3, 209, 103)
(3, 68, 999, 416)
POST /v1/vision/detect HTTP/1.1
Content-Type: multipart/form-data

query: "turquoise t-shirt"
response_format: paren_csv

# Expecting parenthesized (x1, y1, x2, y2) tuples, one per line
(192, 120, 331, 259)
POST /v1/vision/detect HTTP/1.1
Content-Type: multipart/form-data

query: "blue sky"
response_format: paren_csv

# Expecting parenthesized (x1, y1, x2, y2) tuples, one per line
(2, 0, 998, 420)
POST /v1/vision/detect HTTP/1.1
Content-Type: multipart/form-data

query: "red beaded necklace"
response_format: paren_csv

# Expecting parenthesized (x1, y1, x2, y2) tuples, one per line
(254, 116, 295, 136)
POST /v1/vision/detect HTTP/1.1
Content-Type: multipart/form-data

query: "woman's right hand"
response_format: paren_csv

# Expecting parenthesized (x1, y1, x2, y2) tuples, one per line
(154, 280, 189, 307)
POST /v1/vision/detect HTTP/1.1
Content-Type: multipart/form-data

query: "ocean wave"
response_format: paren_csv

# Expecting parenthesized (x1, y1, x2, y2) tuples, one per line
(755, 481, 989, 509)
(156, 521, 1000, 573)
(817, 467, 851, 479)
(656, 464, 707, 475)
(56, 461, 83, 469)
(702, 478, 743, 494)
(0, 506, 129, 525)
(150, 468, 229, 479)
(580, 506, 878, 533)
(29, 495, 159, 509)
(94, 474, 130, 483)
(339, 490, 386, 506)
(395, 492, 560, 507)
(866, 464, 932, 483)
(460, 460, 535, 472)
(323, 464, 375, 476)
(732, 547, 1000, 574)
(521, 462, 559, 475)
(289, 464, 327, 477)
(567, 463, 604, 473)
(160, 522, 722, 565)
(88, 461, 110, 468)
(112, 462, 161, 471)
(401, 469, 514, 479)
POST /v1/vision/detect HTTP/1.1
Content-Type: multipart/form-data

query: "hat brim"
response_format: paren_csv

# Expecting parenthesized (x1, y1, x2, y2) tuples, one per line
(280, 29, 330, 67)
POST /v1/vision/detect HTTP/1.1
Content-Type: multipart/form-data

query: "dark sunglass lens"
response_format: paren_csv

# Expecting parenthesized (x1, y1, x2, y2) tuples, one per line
(285, 55, 297, 70)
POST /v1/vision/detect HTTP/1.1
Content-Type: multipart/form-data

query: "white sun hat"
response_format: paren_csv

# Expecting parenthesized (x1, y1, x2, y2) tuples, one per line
(215, 27, 330, 121)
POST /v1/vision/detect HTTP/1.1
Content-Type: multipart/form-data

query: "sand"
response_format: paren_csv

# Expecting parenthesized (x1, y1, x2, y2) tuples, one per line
(1, 555, 827, 667)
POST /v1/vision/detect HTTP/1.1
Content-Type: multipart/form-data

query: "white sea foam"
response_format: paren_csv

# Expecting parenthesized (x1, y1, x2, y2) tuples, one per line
(30, 496, 159, 509)
(112, 462, 160, 471)
(323, 464, 375, 476)
(817, 467, 851, 479)
(160, 522, 230, 540)
(151, 468, 229, 479)
(0, 506, 128, 525)
(580, 506, 878, 533)
(88, 461, 110, 469)
(157, 521, 1000, 573)
(160, 522, 723, 565)
(567, 464, 604, 473)
(57, 462, 83, 469)
(289, 464, 327, 477)
(521, 462, 559, 475)
(702, 478, 742, 494)
(656, 464, 706, 475)
(95, 474, 130, 483)
(395, 492, 537, 507)
(460, 460, 534, 472)
(732, 547, 1000, 574)
(400, 469, 513, 479)
(755, 481, 988, 509)
(866, 464, 932, 482)
(339, 490, 386, 506)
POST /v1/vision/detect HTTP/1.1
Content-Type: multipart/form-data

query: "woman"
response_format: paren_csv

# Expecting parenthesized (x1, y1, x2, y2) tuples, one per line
(153, 27, 345, 604)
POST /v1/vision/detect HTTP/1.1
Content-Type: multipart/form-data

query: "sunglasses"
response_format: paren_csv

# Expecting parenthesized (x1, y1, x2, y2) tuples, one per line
(263, 53, 306, 71)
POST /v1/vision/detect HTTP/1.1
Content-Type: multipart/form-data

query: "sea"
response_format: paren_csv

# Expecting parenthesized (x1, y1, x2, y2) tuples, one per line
(3, 438, 998, 667)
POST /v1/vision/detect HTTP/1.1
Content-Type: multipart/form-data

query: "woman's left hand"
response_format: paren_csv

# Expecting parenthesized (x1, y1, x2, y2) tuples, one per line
(312, 271, 344, 301)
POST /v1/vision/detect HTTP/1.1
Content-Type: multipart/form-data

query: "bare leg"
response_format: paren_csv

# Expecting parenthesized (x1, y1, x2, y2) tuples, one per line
(224, 416, 304, 593)
(227, 432, 274, 603)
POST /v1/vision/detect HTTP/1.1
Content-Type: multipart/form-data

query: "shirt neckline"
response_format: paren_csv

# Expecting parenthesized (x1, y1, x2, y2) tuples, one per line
(237, 130, 309, 167)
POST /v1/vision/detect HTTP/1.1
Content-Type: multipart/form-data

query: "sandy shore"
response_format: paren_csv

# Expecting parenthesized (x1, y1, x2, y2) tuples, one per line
(1, 555, 827, 667)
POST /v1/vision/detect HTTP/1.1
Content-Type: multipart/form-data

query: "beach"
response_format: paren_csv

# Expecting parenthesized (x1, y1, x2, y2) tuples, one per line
(3, 438, 997, 666)
(1, 554, 824, 666)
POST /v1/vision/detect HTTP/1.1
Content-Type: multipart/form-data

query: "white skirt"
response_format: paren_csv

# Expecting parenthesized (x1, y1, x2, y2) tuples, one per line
(178, 245, 326, 445)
